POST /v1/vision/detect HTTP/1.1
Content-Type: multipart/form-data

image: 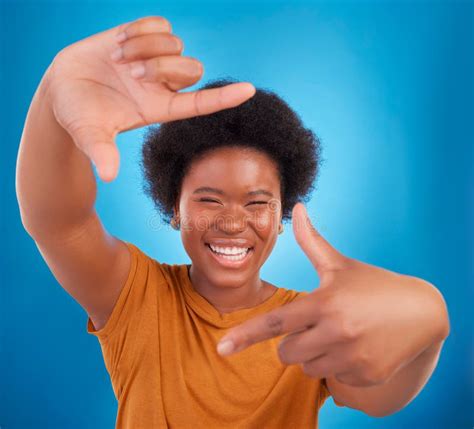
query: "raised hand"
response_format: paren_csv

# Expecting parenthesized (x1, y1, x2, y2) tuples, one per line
(44, 16, 256, 182)
(216, 203, 449, 388)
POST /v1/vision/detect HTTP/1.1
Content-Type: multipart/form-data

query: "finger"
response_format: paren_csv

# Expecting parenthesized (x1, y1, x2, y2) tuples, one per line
(110, 33, 183, 63)
(73, 129, 120, 182)
(301, 353, 339, 379)
(166, 83, 256, 121)
(92, 144, 120, 182)
(129, 55, 203, 89)
(115, 16, 172, 43)
(217, 292, 323, 357)
(277, 325, 333, 365)
(292, 202, 347, 274)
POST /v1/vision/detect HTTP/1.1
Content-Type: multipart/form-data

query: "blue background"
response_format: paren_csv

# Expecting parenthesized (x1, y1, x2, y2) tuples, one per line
(1, 0, 472, 428)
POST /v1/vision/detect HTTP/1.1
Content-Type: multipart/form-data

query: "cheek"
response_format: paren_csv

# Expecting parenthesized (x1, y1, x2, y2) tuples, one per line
(252, 210, 280, 236)
(180, 213, 202, 238)
(181, 206, 214, 229)
(179, 210, 212, 260)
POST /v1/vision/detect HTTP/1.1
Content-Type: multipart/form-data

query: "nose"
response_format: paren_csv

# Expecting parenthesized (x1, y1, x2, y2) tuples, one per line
(213, 204, 247, 234)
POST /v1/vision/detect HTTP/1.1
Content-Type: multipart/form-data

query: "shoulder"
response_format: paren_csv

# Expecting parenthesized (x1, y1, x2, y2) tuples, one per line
(121, 242, 184, 292)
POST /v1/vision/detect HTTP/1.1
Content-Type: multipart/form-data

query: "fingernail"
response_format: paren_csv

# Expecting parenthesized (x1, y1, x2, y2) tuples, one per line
(116, 31, 127, 43)
(217, 340, 234, 356)
(130, 63, 146, 78)
(110, 47, 123, 62)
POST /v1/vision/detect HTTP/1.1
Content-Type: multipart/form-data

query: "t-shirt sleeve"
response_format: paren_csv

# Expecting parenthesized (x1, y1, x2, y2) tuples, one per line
(86, 241, 147, 339)
(320, 378, 346, 407)
(85, 241, 165, 390)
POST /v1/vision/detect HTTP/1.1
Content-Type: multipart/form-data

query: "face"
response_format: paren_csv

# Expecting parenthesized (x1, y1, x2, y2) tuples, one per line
(175, 146, 283, 289)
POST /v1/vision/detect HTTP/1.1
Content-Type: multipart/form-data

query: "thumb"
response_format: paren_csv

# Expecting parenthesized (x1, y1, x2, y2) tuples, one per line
(74, 130, 120, 182)
(292, 202, 346, 274)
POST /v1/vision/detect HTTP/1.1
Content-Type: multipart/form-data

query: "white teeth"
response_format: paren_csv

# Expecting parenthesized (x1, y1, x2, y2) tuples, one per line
(217, 252, 247, 261)
(209, 244, 250, 255)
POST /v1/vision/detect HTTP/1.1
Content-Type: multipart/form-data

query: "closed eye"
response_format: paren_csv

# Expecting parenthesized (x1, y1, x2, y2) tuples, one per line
(199, 198, 221, 204)
(198, 199, 267, 205)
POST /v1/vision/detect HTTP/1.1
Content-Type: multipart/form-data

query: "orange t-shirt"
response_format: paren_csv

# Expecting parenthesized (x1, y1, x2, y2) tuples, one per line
(87, 242, 342, 428)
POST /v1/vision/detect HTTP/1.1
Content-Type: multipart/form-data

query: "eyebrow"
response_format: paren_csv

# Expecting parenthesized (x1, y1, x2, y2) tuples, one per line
(192, 186, 274, 198)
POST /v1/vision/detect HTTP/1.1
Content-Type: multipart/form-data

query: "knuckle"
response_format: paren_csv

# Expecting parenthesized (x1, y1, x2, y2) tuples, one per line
(119, 42, 131, 60)
(335, 317, 357, 342)
(325, 303, 359, 342)
(354, 348, 372, 369)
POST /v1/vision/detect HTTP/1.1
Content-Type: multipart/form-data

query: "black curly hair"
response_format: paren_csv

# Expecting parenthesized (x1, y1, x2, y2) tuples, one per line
(140, 78, 322, 225)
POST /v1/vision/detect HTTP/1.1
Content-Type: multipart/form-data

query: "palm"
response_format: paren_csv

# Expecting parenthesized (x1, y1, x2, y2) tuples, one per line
(45, 18, 255, 181)
(52, 49, 176, 135)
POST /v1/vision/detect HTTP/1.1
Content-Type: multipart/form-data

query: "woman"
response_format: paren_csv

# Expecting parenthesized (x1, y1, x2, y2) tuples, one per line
(16, 15, 450, 429)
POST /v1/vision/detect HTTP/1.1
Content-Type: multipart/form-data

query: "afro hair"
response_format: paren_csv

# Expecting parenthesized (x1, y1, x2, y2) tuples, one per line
(140, 77, 322, 224)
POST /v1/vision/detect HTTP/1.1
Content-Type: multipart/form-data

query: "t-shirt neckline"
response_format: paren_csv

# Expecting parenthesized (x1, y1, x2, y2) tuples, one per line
(179, 264, 287, 327)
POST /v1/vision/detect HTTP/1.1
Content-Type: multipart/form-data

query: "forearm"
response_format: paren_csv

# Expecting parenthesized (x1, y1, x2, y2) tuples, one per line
(365, 339, 443, 416)
(16, 66, 97, 238)
(326, 338, 446, 417)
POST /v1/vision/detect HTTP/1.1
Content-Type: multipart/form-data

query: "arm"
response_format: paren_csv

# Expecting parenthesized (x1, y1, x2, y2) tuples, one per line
(216, 211, 451, 418)
(16, 16, 255, 330)
(326, 338, 447, 417)
(325, 287, 450, 419)
(16, 68, 96, 234)
(16, 68, 131, 330)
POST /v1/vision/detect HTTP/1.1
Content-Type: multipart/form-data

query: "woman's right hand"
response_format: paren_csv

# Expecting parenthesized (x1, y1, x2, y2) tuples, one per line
(44, 16, 255, 182)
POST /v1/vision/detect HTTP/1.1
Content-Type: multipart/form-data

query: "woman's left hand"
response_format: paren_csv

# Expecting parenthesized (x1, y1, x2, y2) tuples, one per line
(216, 203, 449, 387)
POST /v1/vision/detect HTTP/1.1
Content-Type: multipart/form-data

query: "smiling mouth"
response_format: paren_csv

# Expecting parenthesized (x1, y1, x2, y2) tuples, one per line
(204, 243, 254, 267)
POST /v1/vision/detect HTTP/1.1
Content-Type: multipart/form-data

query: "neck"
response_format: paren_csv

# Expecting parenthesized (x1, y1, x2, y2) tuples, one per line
(188, 265, 276, 314)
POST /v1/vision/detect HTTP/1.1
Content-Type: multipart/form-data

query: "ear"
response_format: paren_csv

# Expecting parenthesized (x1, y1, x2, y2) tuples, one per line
(277, 210, 284, 234)
(173, 194, 181, 219)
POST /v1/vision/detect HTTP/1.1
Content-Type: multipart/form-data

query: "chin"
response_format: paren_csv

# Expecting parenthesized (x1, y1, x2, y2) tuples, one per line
(205, 270, 253, 288)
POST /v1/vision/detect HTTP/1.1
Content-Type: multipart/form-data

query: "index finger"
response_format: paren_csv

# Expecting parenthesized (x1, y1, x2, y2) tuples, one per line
(166, 83, 256, 121)
(217, 290, 323, 356)
(116, 16, 172, 43)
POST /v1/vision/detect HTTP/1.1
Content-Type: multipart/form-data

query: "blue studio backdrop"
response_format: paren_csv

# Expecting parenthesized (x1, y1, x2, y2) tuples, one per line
(1, 1, 472, 428)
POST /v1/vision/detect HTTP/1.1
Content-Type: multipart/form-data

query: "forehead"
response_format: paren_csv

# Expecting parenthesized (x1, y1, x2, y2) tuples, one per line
(182, 146, 280, 194)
